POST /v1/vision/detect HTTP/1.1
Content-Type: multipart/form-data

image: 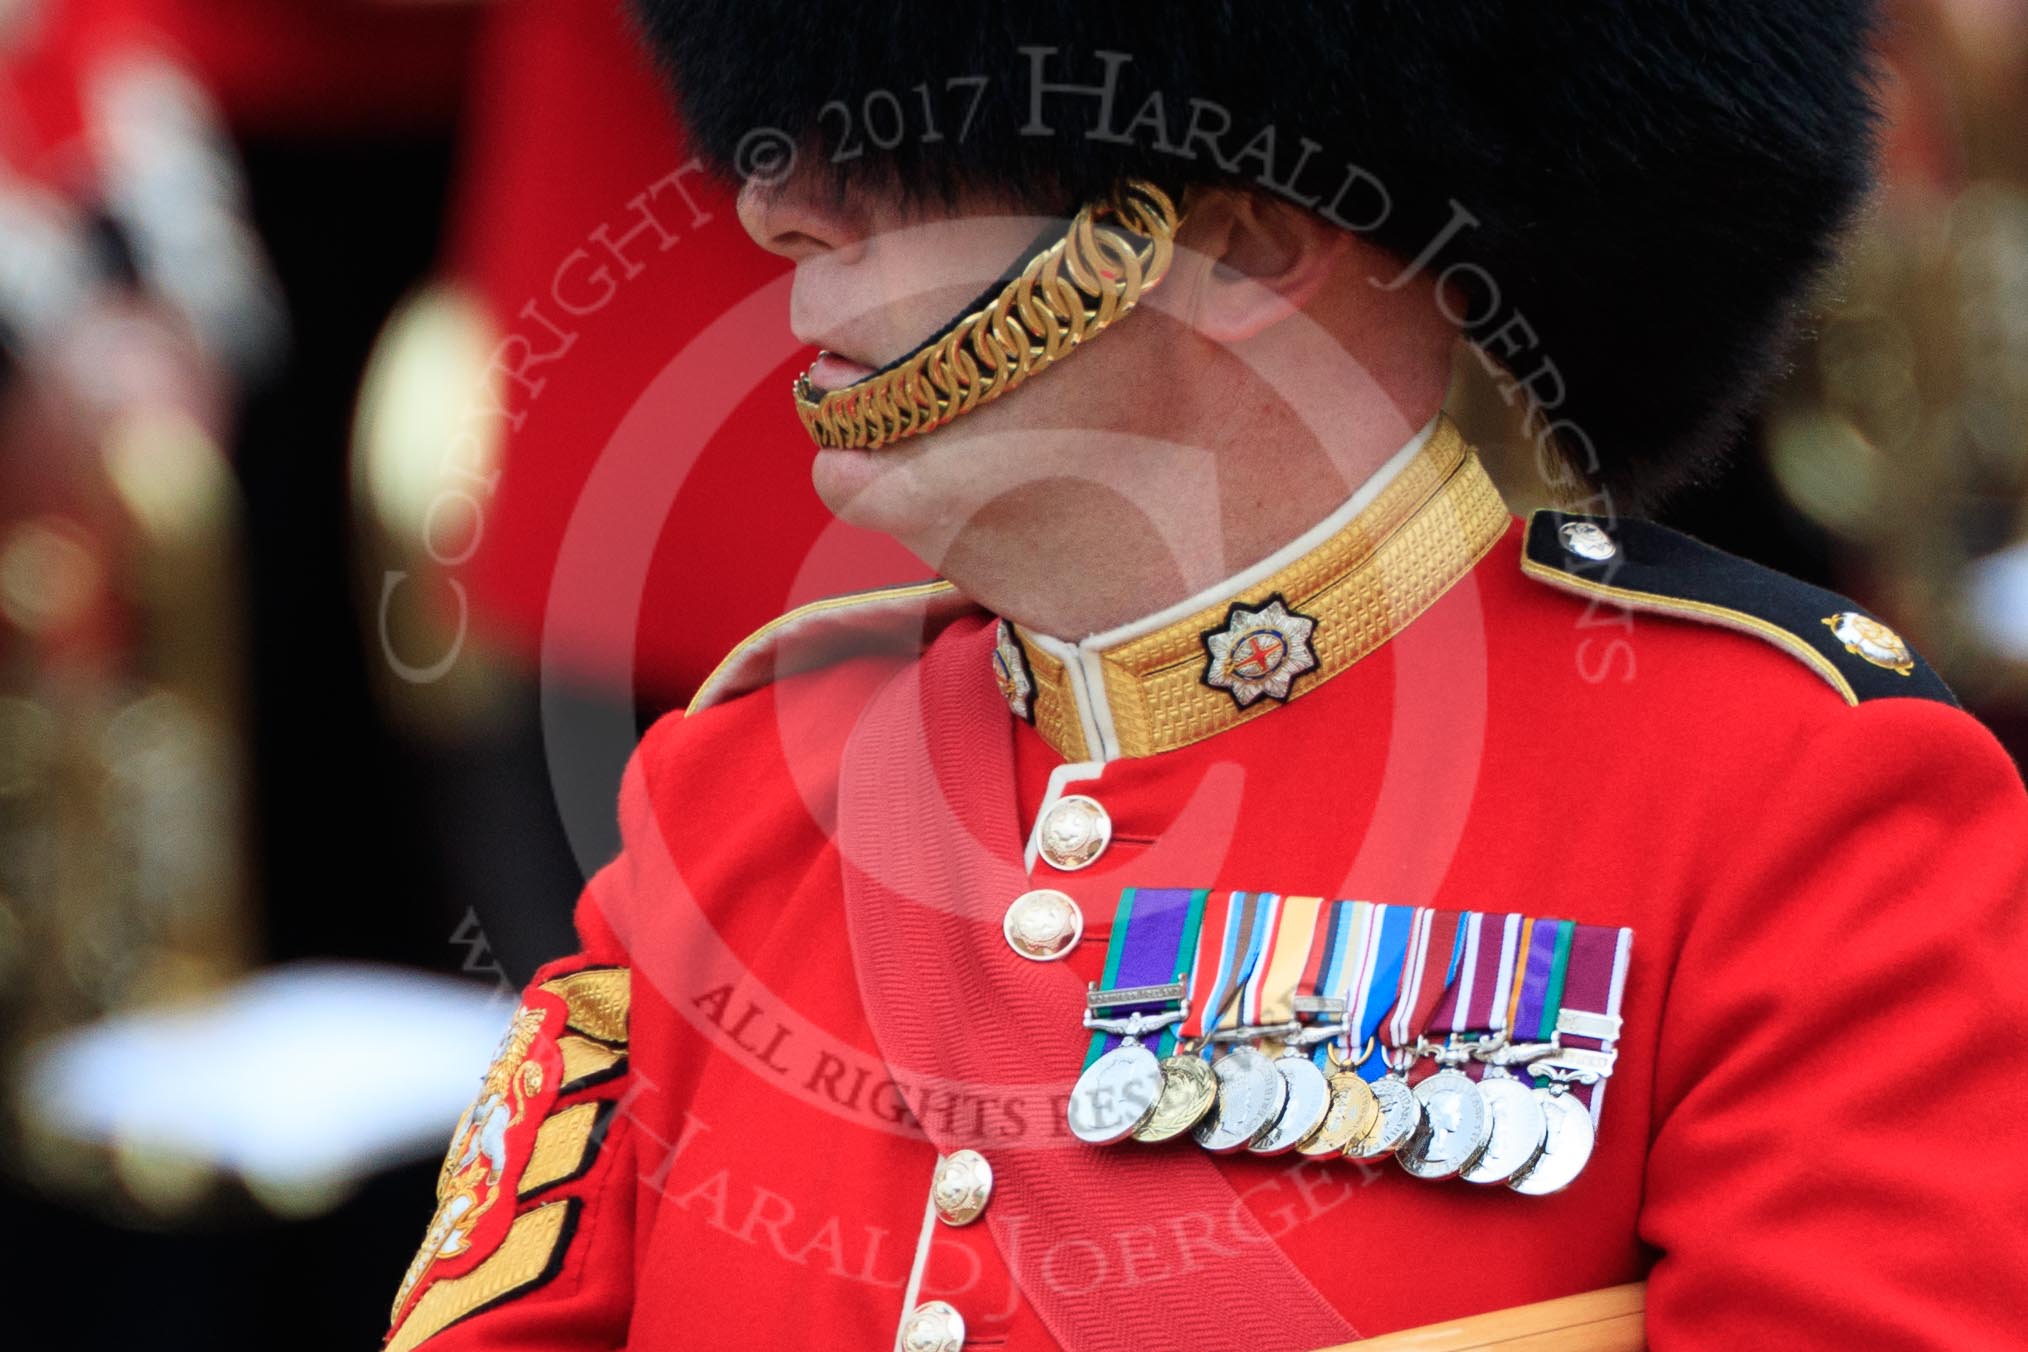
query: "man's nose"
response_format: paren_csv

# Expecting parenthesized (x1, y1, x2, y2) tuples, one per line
(736, 172, 866, 264)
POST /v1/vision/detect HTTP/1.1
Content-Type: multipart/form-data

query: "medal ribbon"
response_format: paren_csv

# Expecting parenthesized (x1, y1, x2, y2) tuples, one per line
(1426, 910, 1485, 1039)
(1083, 887, 1209, 1067)
(1465, 912, 1525, 1037)
(1306, 900, 1372, 1069)
(1178, 890, 1235, 1043)
(1179, 891, 1273, 1046)
(1234, 892, 1284, 1029)
(1385, 907, 1466, 1065)
(1555, 923, 1634, 1119)
(1349, 903, 1415, 1080)
(1508, 916, 1575, 1049)
(1381, 907, 1429, 1054)
(1253, 894, 1324, 1032)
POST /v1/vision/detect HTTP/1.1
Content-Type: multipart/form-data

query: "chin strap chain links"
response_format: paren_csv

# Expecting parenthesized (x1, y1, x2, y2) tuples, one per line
(793, 179, 1182, 451)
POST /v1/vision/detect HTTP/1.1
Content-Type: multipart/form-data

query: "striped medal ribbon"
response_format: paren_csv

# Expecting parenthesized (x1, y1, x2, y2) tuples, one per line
(1456, 912, 1550, 1184)
(1506, 919, 1633, 1194)
(1067, 887, 1204, 1145)
(1191, 892, 1293, 1153)
(1351, 907, 1462, 1161)
(1081, 888, 1206, 1066)
(1294, 901, 1386, 1156)
(1347, 902, 1418, 1083)
(1109, 888, 1223, 1144)
(1397, 910, 1487, 1180)
(1246, 896, 1336, 1156)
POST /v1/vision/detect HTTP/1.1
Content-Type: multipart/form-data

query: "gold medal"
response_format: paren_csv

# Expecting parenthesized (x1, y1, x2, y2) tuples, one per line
(1298, 1069, 1382, 1156)
(1132, 1052, 1219, 1142)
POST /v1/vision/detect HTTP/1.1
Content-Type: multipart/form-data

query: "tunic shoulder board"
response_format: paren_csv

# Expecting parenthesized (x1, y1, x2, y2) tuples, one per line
(686, 579, 977, 715)
(1520, 510, 1958, 708)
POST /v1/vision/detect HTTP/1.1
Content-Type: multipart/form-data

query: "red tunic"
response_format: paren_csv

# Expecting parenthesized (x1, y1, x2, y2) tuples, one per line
(384, 437, 2028, 1350)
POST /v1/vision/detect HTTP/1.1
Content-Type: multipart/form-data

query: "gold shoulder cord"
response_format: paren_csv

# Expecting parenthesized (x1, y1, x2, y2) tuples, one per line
(793, 179, 1182, 450)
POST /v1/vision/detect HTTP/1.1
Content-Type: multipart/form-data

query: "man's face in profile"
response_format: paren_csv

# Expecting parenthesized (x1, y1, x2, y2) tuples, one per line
(733, 172, 1233, 561)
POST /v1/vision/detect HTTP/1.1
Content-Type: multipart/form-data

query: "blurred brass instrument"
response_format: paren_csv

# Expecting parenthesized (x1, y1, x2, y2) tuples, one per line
(1765, 178, 2028, 708)
(1, 329, 255, 1219)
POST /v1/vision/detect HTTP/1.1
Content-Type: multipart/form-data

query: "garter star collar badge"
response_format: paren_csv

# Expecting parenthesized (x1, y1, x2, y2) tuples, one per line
(1823, 611, 1914, 676)
(1200, 594, 1319, 709)
(993, 620, 1036, 721)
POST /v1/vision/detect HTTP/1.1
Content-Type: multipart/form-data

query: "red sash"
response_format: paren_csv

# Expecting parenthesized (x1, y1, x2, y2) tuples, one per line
(836, 616, 1356, 1351)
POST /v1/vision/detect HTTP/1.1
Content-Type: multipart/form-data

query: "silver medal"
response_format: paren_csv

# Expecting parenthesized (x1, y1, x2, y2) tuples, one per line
(1508, 1085, 1596, 1195)
(1459, 1069, 1549, 1185)
(1191, 1046, 1287, 1153)
(1247, 1054, 1333, 1156)
(1345, 1072, 1424, 1160)
(1067, 1043, 1164, 1145)
(1398, 1067, 1492, 1180)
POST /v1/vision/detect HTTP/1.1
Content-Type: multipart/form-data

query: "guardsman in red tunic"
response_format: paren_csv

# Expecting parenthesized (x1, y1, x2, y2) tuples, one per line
(384, 6, 2028, 1349)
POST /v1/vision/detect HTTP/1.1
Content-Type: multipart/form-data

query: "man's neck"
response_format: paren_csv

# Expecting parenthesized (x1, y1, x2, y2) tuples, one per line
(938, 404, 1446, 642)
(1037, 417, 1437, 650)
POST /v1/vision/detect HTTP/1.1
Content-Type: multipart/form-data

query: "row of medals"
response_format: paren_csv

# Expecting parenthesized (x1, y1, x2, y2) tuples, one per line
(1069, 1034, 1596, 1195)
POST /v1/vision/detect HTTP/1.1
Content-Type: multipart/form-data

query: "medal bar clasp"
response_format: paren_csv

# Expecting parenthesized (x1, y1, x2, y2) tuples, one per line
(1085, 981, 1188, 1012)
(1290, 995, 1348, 1017)
(1555, 1008, 1623, 1043)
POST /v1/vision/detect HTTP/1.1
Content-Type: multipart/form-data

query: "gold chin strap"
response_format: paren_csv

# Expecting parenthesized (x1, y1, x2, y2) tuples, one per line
(793, 179, 1182, 450)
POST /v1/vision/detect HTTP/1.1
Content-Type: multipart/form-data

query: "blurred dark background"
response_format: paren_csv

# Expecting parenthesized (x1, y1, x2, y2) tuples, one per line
(1, 1, 2024, 1347)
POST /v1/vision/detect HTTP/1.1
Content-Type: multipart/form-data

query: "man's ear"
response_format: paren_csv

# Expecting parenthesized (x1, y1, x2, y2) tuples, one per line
(1175, 190, 1354, 344)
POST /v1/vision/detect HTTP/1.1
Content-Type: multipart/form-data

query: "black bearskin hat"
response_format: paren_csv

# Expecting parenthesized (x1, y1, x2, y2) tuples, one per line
(630, 2, 1880, 503)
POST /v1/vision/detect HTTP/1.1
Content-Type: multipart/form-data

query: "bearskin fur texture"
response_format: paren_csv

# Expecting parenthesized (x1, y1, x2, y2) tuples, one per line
(629, 1, 1879, 503)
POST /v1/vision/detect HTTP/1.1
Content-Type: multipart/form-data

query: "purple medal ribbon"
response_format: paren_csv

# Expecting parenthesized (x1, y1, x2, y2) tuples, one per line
(1084, 887, 1207, 1064)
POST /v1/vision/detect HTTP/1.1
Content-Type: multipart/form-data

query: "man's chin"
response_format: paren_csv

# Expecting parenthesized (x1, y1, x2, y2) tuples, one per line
(810, 443, 874, 504)
(807, 411, 1044, 556)
(810, 443, 937, 543)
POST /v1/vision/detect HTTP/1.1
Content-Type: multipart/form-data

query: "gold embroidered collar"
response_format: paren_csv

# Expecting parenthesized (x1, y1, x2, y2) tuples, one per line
(990, 418, 1509, 761)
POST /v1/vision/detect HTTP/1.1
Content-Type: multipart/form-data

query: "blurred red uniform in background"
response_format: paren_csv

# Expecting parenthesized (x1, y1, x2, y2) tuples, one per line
(444, 0, 914, 705)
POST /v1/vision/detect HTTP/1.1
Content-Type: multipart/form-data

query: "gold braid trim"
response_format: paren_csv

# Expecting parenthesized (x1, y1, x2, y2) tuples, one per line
(386, 1201, 573, 1352)
(518, 1102, 604, 1198)
(1006, 422, 1513, 760)
(555, 1034, 625, 1091)
(793, 180, 1181, 450)
(538, 968, 630, 1046)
